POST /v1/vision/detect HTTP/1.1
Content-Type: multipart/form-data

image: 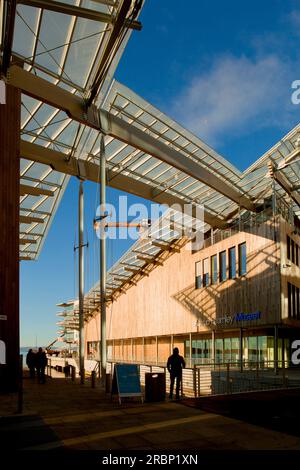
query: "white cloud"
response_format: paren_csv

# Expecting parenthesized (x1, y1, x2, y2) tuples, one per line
(171, 54, 298, 146)
(289, 9, 300, 32)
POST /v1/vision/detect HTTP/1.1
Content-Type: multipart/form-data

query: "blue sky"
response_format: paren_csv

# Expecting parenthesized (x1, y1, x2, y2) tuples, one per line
(20, 0, 300, 346)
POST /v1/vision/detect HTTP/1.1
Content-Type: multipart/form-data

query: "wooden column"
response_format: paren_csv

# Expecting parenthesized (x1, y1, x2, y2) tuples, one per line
(0, 83, 20, 392)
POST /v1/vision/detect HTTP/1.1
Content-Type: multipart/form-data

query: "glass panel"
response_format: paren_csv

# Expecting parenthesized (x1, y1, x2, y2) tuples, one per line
(211, 254, 217, 284)
(267, 337, 274, 364)
(229, 246, 236, 279)
(215, 339, 223, 363)
(287, 235, 291, 260)
(219, 251, 226, 282)
(288, 282, 292, 318)
(291, 239, 295, 263)
(195, 261, 202, 289)
(203, 258, 209, 287)
(257, 336, 267, 365)
(238, 242, 247, 276)
(231, 337, 240, 364)
(224, 338, 231, 363)
(248, 337, 258, 364)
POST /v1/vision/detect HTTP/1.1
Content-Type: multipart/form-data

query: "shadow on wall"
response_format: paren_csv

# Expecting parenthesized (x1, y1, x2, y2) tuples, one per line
(172, 235, 281, 331)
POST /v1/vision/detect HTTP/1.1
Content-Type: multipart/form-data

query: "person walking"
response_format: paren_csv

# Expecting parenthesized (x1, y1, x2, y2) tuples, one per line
(26, 349, 36, 379)
(167, 347, 185, 400)
(36, 347, 47, 384)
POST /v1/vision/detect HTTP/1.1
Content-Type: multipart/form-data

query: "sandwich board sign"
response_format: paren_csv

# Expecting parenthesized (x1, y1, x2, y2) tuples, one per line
(111, 363, 143, 404)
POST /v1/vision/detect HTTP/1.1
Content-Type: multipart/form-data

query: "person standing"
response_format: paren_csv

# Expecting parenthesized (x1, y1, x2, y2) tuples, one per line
(167, 347, 186, 400)
(26, 349, 36, 379)
(36, 347, 47, 384)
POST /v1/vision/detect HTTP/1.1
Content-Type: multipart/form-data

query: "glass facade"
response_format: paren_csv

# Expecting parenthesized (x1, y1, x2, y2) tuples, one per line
(185, 335, 279, 366)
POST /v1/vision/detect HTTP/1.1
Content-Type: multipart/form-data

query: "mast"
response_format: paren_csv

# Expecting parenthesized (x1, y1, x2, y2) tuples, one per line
(100, 135, 107, 385)
(78, 180, 85, 384)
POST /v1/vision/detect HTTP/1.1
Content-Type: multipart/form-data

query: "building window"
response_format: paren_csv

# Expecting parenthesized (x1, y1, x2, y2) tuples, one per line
(295, 287, 300, 320)
(219, 251, 226, 282)
(203, 258, 209, 287)
(296, 245, 299, 267)
(229, 246, 236, 279)
(292, 284, 296, 318)
(195, 261, 202, 289)
(211, 254, 217, 285)
(287, 235, 291, 260)
(288, 282, 300, 319)
(291, 239, 295, 264)
(238, 242, 247, 276)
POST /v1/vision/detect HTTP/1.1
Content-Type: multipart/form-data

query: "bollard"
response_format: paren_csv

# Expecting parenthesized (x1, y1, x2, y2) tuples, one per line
(91, 370, 96, 388)
(71, 365, 76, 382)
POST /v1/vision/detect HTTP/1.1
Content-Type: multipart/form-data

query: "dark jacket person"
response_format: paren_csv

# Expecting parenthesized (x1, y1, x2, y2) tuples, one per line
(36, 347, 47, 384)
(26, 349, 36, 379)
(167, 347, 185, 399)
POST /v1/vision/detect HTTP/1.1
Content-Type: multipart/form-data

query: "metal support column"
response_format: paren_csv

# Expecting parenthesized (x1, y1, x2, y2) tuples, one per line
(142, 337, 145, 363)
(274, 325, 278, 375)
(189, 333, 192, 368)
(100, 135, 107, 385)
(239, 328, 243, 372)
(78, 180, 85, 384)
(211, 330, 215, 368)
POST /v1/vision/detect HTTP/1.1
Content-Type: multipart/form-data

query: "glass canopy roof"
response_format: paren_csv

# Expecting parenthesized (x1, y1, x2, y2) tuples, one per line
(1, 1, 300, 264)
(4, 0, 143, 260)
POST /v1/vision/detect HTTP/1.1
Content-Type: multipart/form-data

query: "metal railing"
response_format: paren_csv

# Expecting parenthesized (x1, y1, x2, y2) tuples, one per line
(107, 359, 300, 398)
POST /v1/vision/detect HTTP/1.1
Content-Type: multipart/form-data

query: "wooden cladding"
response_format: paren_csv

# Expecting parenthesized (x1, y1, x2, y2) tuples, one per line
(0, 85, 20, 391)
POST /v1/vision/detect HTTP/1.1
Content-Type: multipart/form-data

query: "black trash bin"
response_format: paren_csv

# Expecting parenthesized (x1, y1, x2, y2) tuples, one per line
(64, 365, 71, 377)
(145, 372, 166, 402)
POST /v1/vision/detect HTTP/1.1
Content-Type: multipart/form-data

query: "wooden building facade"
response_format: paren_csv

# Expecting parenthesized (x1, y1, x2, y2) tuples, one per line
(85, 210, 300, 368)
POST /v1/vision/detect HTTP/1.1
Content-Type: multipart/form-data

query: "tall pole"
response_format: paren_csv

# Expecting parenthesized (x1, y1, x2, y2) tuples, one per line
(100, 135, 107, 386)
(79, 180, 85, 384)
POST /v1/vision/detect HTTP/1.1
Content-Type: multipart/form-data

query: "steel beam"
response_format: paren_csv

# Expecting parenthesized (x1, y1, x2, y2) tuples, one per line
(20, 183, 54, 197)
(19, 238, 37, 244)
(10, 66, 254, 212)
(20, 214, 44, 224)
(20, 140, 227, 229)
(18, 0, 141, 30)
(86, 0, 134, 104)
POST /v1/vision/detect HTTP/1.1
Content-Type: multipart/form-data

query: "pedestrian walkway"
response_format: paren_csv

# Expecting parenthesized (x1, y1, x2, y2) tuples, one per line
(1, 372, 300, 450)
